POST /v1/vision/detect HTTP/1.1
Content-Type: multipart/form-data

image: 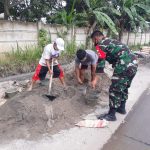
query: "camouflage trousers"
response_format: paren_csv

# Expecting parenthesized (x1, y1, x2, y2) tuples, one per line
(109, 64, 138, 109)
(96, 59, 105, 73)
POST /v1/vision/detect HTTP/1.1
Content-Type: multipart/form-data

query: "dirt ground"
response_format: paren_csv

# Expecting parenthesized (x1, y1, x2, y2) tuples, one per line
(0, 66, 111, 144)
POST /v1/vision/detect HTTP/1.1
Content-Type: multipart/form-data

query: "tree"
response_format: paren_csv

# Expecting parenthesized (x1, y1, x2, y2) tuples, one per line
(0, 0, 62, 21)
(82, 0, 119, 36)
(10, 0, 59, 21)
(110, 0, 150, 41)
(0, 0, 25, 19)
(48, 0, 76, 28)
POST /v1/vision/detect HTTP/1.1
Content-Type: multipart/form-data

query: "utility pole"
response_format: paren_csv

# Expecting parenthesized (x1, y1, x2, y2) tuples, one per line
(4, 0, 10, 19)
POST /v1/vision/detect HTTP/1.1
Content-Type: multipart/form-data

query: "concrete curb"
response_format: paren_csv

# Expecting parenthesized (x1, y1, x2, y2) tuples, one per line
(0, 61, 75, 82)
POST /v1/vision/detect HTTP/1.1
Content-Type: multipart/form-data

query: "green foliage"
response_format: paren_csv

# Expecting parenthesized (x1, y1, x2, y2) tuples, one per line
(50, 9, 89, 27)
(83, 0, 119, 35)
(64, 39, 77, 56)
(5, 45, 42, 64)
(56, 29, 68, 40)
(60, 39, 87, 64)
(78, 43, 86, 50)
(0, 45, 42, 77)
(38, 29, 51, 48)
(49, 0, 77, 28)
(0, 39, 86, 76)
(129, 44, 142, 51)
(63, 39, 88, 56)
(74, 12, 89, 27)
(0, 1, 4, 14)
(1, 0, 150, 35)
(50, 10, 75, 28)
(4, 0, 59, 21)
(129, 43, 150, 51)
(111, 0, 150, 32)
(94, 11, 118, 35)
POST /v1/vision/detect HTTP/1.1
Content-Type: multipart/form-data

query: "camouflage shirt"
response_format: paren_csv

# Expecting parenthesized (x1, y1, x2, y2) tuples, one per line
(98, 38, 138, 74)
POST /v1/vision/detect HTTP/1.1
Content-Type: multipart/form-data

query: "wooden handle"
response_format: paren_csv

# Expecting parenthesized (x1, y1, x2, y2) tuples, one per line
(48, 59, 53, 94)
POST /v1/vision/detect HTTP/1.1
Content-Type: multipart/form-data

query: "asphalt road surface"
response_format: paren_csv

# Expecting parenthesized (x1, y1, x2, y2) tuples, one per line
(102, 86, 150, 150)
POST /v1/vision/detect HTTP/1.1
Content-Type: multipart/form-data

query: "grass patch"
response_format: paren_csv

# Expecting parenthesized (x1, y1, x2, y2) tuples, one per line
(129, 44, 142, 51)
(6, 46, 42, 63)
(0, 40, 86, 77)
(129, 43, 150, 51)
(0, 46, 42, 77)
(60, 40, 86, 64)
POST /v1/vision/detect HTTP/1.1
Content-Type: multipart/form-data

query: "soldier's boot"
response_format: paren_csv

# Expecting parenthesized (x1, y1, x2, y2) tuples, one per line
(97, 108, 117, 121)
(117, 101, 126, 114)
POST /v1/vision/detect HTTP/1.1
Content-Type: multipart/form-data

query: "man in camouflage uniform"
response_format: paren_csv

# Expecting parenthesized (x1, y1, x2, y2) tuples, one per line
(91, 30, 138, 121)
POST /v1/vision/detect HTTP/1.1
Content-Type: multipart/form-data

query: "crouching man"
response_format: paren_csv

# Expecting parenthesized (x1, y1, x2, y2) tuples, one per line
(75, 49, 101, 89)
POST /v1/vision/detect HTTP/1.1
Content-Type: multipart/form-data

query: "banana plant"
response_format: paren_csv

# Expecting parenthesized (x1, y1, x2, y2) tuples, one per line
(50, 0, 76, 28)
(82, 0, 120, 35)
(110, 0, 150, 41)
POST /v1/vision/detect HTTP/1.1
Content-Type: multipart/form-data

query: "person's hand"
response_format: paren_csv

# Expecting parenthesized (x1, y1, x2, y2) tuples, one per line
(91, 78, 97, 89)
(49, 70, 53, 75)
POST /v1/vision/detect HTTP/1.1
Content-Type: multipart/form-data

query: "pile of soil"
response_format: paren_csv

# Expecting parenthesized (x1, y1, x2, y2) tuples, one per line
(0, 69, 111, 143)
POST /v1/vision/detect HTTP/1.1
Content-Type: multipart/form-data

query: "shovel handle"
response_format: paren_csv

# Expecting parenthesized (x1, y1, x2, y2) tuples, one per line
(48, 59, 53, 94)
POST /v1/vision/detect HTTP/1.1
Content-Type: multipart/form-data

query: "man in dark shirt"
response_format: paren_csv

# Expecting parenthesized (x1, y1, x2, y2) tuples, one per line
(75, 49, 99, 88)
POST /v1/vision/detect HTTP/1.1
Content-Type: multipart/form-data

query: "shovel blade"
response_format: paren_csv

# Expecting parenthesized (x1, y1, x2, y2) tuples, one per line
(43, 94, 57, 101)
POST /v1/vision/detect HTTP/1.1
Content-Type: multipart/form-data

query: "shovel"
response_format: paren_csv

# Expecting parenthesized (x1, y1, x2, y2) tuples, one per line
(43, 59, 57, 101)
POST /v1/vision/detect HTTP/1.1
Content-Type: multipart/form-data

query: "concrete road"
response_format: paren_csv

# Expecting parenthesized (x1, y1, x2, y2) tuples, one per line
(102, 86, 150, 150)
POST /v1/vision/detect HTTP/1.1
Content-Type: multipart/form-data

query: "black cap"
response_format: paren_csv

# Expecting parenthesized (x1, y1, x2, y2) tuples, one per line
(76, 49, 86, 60)
(91, 30, 104, 38)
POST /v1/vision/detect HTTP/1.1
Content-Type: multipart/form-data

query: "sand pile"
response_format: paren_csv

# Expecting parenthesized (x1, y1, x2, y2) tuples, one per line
(0, 68, 111, 143)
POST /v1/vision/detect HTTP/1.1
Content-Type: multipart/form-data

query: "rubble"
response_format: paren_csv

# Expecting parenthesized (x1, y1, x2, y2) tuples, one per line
(140, 46, 150, 54)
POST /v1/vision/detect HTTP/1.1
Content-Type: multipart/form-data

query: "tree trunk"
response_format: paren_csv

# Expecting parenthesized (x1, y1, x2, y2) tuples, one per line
(118, 26, 124, 42)
(118, 30, 122, 42)
(4, 0, 26, 19)
(118, 21, 124, 42)
(85, 21, 97, 49)
(4, 0, 10, 19)
(107, 29, 111, 37)
(127, 31, 130, 45)
(134, 32, 137, 46)
(140, 32, 142, 46)
(144, 32, 146, 45)
(87, 21, 97, 37)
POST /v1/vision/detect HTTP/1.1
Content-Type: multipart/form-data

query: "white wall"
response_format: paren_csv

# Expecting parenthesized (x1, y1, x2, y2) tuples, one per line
(0, 20, 150, 53)
(122, 32, 150, 46)
(0, 20, 38, 52)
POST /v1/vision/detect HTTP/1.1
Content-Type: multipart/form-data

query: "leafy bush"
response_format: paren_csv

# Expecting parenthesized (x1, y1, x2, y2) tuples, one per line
(38, 29, 51, 48)
(5, 45, 41, 63)
(0, 39, 87, 77)
(0, 46, 42, 77)
(65, 39, 77, 56)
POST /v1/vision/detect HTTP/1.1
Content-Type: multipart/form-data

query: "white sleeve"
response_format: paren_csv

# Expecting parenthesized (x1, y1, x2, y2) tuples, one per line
(43, 46, 51, 60)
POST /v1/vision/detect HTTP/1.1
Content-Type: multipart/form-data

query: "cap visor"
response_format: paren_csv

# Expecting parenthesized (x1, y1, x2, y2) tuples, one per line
(57, 45, 64, 51)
